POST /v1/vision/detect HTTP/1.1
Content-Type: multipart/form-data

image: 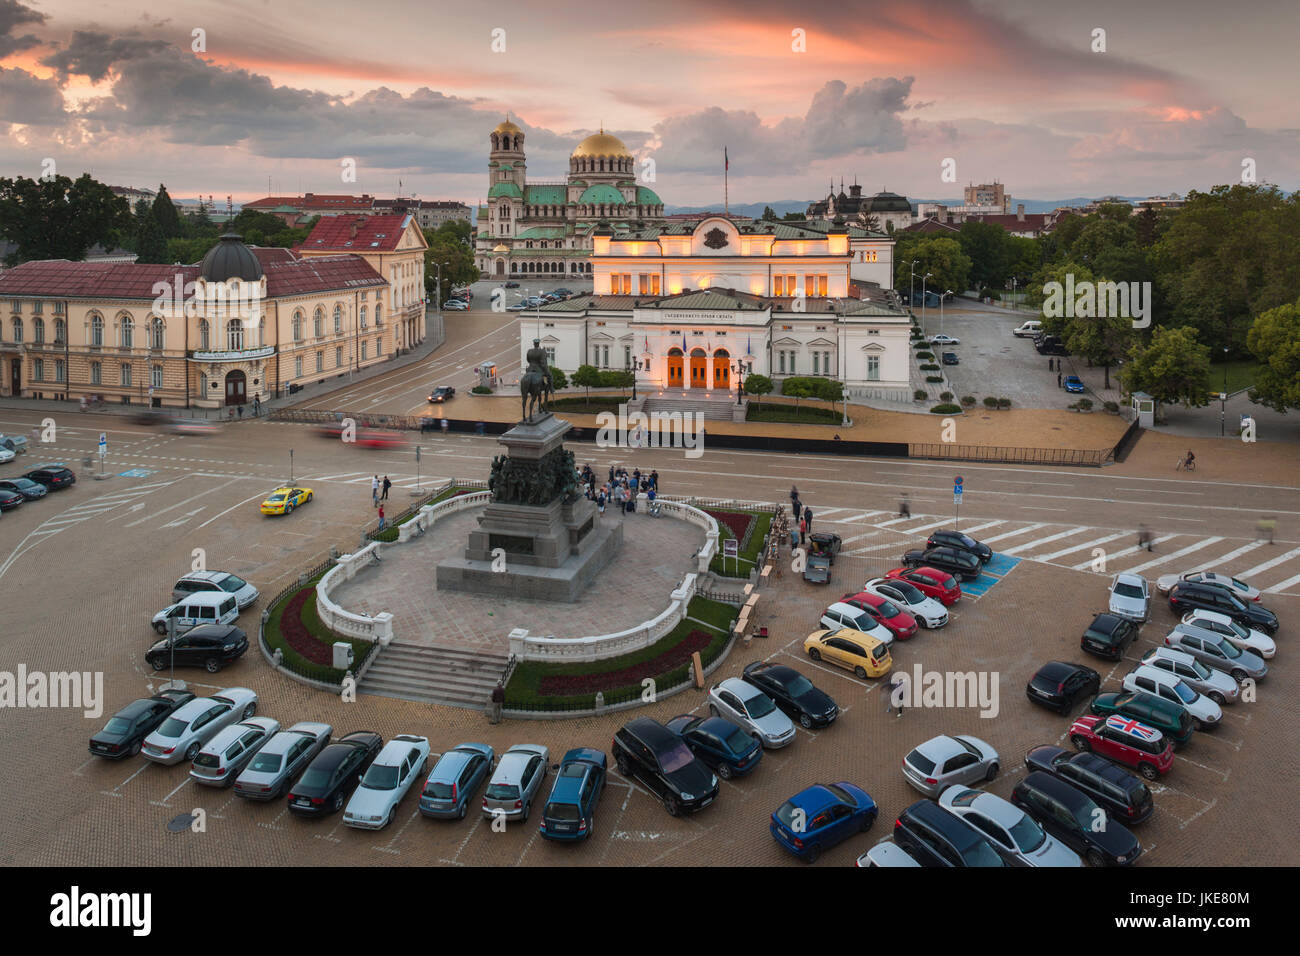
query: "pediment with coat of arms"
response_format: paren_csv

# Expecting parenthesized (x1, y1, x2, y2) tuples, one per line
(703, 228, 729, 249)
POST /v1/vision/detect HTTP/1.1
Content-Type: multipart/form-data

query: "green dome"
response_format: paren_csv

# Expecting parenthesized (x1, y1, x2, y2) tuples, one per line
(578, 184, 624, 205)
(488, 182, 522, 199)
(636, 185, 662, 205)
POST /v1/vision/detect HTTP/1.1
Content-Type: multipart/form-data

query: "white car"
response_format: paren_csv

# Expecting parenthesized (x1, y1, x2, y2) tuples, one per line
(234, 721, 333, 800)
(928, 334, 960, 346)
(1123, 665, 1221, 729)
(708, 677, 796, 749)
(856, 840, 921, 867)
(1139, 647, 1240, 705)
(937, 785, 1081, 867)
(819, 601, 894, 645)
(0, 447, 14, 464)
(1156, 570, 1260, 602)
(343, 734, 431, 830)
(1181, 609, 1276, 659)
(189, 717, 280, 787)
(862, 577, 948, 628)
(442, 300, 469, 310)
(1107, 572, 1150, 622)
(141, 688, 259, 765)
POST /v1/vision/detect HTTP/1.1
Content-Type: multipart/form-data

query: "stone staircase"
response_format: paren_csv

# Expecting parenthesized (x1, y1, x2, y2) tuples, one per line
(358, 642, 509, 709)
(637, 395, 746, 422)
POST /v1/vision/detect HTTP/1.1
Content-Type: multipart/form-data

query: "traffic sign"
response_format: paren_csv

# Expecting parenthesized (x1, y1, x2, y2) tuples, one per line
(954, 484, 963, 495)
(954, 475, 964, 486)
(98, 433, 107, 457)
(954, 495, 961, 505)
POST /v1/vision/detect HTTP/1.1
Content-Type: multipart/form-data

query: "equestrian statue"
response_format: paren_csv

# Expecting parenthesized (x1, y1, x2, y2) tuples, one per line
(520, 338, 553, 421)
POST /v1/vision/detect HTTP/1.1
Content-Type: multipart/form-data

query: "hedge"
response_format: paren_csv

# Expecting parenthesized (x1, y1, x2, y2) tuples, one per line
(961, 395, 976, 407)
(746, 402, 841, 424)
(263, 568, 376, 684)
(914, 389, 928, 400)
(919, 363, 940, 371)
(930, 403, 963, 414)
(779, 376, 844, 402)
(471, 385, 492, 394)
(925, 375, 944, 383)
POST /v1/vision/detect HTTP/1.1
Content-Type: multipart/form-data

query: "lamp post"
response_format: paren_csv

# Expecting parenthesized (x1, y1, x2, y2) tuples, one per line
(909, 260, 920, 311)
(1221, 346, 1229, 436)
(734, 360, 745, 406)
(921, 273, 933, 329)
(1010, 277, 1018, 311)
(941, 289, 953, 340)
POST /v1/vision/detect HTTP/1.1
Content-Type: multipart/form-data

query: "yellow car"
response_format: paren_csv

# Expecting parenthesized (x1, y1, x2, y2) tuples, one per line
(260, 487, 313, 515)
(803, 628, 892, 679)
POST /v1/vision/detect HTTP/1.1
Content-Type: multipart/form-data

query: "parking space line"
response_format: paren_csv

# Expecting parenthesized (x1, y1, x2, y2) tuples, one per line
(1238, 546, 1300, 579)
(151, 777, 191, 807)
(981, 523, 1049, 544)
(1123, 536, 1225, 576)
(1180, 799, 1218, 829)
(1001, 526, 1089, 555)
(1036, 531, 1130, 562)
(957, 520, 1004, 535)
(1071, 536, 1176, 570)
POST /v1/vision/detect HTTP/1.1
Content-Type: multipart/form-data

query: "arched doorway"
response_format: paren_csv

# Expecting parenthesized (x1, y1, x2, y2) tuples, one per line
(712, 348, 730, 389)
(689, 348, 707, 389)
(495, 259, 505, 276)
(667, 348, 684, 387)
(224, 369, 246, 406)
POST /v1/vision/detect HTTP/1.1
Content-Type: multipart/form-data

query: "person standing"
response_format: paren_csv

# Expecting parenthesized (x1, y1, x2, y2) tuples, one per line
(898, 492, 911, 518)
(253, 395, 261, 416)
(371, 475, 380, 507)
(381, 475, 391, 501)
(489, 682, 505, 724)
(886, 672, 906, 717)
(596, 489, 606, 515)
(1057, 371, 1062, 388)
(649, 469, 659, 492)
(1257, 516, 1276, 544)
(377, 503, 387, 531)
(803, 505, 813, 534)
(790, 485, 799, 509)
(798, 514, 807, 544)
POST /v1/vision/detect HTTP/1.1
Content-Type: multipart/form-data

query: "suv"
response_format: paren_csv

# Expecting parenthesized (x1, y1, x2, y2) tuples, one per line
(1168, 582, 1278, 635)
(925, 529, 993, 564)
(1012, 772, 1142, 867)
(1089, 691, 1195, 746)
(1079, 612, 1138, 661)
(1122, 665, 1221, 730)
(144, 623, 248, 673)
(1163, 627, 1267, 683)
(612, 718, 718, 817)
(172, 571, 260, 610)
(892, 799, 1007, 867)
(23, 464, 75, 490)
(901, 546, 981, 582)
(1139, 646, 1239, 705)
(1024, 747, 1154, 825)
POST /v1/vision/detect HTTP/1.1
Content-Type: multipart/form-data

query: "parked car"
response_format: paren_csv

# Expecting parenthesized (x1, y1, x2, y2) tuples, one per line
(286, 731, 384, 816)
(818, 601, 894, 644)
(1079, 612, 1139, 661)
(1122, 665, 1222, 730)
(233, 722, 333, 800)
(903, 735, 1000, 797)
(442, 300, 468, 310)
(1108, 572, 1150, 622)
(942, 351, 959, 366)
(771, 782, 877, 863)
(190, 717, 280, 787)
(803, 549, 833, 584)
(418, 743, 495, 819)
(855, 841, 921, 867)
(483, 744, 550, 822)
(171, 570, 259, 610)
(862, 576, 948, 628)
(1139, 646, 1239, 705)
(937, 785, 1082, 867)
(1168, 581, 1278, 635)
(902, 546, 981, 582)
(1025, 661, 1101, 714)
(803, 628, 892, 679)
(926, 529, 993, 564)
(806, 531, 841, 562)
(503, 281, 520, 288)
(1035, 335, 1068, 356)
(428, 386, 456, 403)
(0, 432, 29, 454)
(89, 689, 195, 759)
(260, 486, 313, 516)
(1012, 320, 1042, 337)
(23, 464, 75, 490)
(1163, 626, 1268, 682)
(839, 590, 919, 640)
(741, 661, 838, 729)
(344, 734, 431, 830)
(144, 623, 248, 673)
(1156, 570, 1260, 602)
(928, 333, 960, 346)
(539, 748, 607, 842)
(707, 677, 797, 749)
(0, 446, 15, 463)
(1067, 714, 1174, 780)
(141, 688, 259, 765)
(1178, 608, 1276, 659)
(612, 717, 718, 817)
(1063, 375, 1085, 393)
(885, 566, 961, 605)
(0, 488, 22, 511)
(0, 477, 47, 500)
(666, 714, 762, 779)
(1089, 691, 1195, 747)
(893, 799, 1007, 867)
(506, 303, 528, 312)
(1013, 772, 1142, 867)
(1024, 746, 1154, 825)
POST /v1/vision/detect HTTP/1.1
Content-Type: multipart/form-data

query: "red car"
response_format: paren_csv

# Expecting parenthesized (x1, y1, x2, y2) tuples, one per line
(355, 429, 407, 449)
(885, 567, 961, 606)
(1067, 714, 1174, 780)
(840, 591, 918, 640)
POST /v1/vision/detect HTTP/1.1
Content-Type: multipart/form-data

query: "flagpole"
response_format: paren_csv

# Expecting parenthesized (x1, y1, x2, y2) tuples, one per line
(724, 148, 729, 217)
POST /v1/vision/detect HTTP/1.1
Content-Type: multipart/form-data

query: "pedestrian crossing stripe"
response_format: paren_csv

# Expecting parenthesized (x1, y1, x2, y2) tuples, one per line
(1239, 546, 1300, 580)
(981, 523, 1048, 544)
(1123, 536, 1224, 576)
(1000, 526, 1089, 555)
(1036, 531, 1130, 562)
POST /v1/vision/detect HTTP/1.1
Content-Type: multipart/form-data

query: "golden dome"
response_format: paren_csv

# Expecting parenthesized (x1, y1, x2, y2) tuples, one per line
(572, 130, 632, 159)
(492, 244, 510, 253)
(493, 119, 522, 135)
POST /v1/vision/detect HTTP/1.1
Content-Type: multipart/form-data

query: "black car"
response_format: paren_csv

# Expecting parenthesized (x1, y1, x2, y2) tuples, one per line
(612, 717, 718, 817)
(807, 532, 842, 563)
(1013, 771, 1141, 867)
(902, 546, 981, 582)
(145, 624, 248, 673)
(0, 477, 48, 500)
(504, 281, 520, 288)
(0, 489, 22, 511)
(893, 799, 1007, 867)
(24, 465, 76, 490)
(1035, 335, 1068, 355)
(664, 714, 762, 779)
(1079, 612, 1138, 661)
(287, 731, 384, 816)
(1023, 746, 1153, 825)
(742, 661, 838, 729)
(925, 529, 993, 564)
(1026, 661, 1101, 714)
(942, 351, 959, 365)
(89, 689, 196, 759)
(1168, 582, 1278, 636)
(427, 386, 456, 403)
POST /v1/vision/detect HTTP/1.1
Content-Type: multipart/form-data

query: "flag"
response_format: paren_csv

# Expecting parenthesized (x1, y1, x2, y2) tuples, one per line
(644, 335, 649, 353)
(682, 332, 688, 351)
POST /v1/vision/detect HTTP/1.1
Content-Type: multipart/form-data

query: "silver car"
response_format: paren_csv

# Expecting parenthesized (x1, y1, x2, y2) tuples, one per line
(1140, 647, 1239, 705)
(707, 677, 796, 749)
(938, 785, 1081, 867)
(903, 734, 1000, 797)
(141, 688, 258, 765)
(1108, 572, 1150, 622)
(1163, 626, 1267, 682)
(189, 717, 280, 787)
(856, 840, 921, 867)
(483, 744, 550, 822)
(234, 721, 333, 800)
(1180, 610, 1275, 659)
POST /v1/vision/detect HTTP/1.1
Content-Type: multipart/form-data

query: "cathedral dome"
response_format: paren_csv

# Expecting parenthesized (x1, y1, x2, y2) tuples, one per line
(572, 131, 632, 159)
(579, 184, 624, 205)
(493, 119, 522, 135)
(200, 233, 263, 282)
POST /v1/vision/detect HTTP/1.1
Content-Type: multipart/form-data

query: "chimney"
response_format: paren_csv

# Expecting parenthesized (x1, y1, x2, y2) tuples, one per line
(350, 218, 361, 239)
(1016, 204, 1025, 222)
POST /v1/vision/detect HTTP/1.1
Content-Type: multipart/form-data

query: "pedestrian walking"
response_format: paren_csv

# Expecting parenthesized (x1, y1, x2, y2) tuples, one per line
(237, 404, 243, 419)
(789, 522, 799, 550)
(1057, 372, 1062, 388)
(649, 469, 659, 491)
(1137, 524, 1154, 551)
(798, 515, 807, 543)
(1257, 516, 1276, 544)
(596, 490, 606, 515)
(371, 475, 380, 507)
(489, 682, 504, 724)
(253, 395, 261, 416)
(377, 503, 387, 531)
(886, 672, 906, 717)
(441, 418, 449, 434)
(803, 506, 813, 534)
(1047, 357, 1053, 371)
(898, 492, 911, 518)
(790, 485, 799, 508)
(381, 475, 391, 500)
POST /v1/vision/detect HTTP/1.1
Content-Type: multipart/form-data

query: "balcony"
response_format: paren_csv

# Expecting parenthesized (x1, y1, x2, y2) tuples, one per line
(187, 345, 275, 363)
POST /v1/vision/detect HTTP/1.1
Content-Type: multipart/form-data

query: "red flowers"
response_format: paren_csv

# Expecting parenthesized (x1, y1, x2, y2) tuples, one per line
(538, 630, 713, 696)
(705, 509, 754, 543)
(280, 587, 333, 665)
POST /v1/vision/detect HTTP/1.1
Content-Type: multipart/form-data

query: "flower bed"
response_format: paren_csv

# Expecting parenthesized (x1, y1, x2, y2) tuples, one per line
(705, 509, 754, 542)
(538, 629, 713, 696)
(280, 587, 332, 665)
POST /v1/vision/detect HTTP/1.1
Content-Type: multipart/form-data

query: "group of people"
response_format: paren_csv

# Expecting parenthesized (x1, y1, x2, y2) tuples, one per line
(580, 464, 660, 517)
(787, 486, 815, 548)
(372, 475, 392, 530)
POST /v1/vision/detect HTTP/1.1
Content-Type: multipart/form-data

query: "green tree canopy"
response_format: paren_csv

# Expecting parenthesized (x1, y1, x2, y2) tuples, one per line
(132, 212, 168, 264)
(152, 184, 184, 238)
(760, 205, 777, 221)
(893, 235, 972, 298)
(0, 173, 132, 265)
(1122, 325, 1212, 410)
(571, 364, 601, 400)
(958, 220, 1014, 290)
(741, 373, 773, 397)
(1246, 298, 1300, 413)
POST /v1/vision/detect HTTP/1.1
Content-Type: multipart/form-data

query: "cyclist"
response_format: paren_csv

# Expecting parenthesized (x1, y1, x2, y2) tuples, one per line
(1184, 449, 1196, 470)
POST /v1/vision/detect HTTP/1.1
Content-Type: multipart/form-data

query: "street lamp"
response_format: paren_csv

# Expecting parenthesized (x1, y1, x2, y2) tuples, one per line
(909, 260, 920, 311)
(1221, 346, 1229, 436)
(921, 273, 933, 328)
(733, 360, 745, 406)
(941, 289, 953, 339)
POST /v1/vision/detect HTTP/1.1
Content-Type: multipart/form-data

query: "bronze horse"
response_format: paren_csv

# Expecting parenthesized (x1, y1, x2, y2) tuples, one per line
(520, 367, 552, 420)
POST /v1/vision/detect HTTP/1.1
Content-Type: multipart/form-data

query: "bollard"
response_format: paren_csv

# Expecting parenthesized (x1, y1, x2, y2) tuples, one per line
(298, 572, 308, 587)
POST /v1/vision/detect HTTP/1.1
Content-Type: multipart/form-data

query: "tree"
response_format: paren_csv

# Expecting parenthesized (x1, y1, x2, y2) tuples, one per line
(1071, 218, 1137, 270)
(1246, 298, 1300, 412)
(1062, 311, 1132, 390)
(893, 235, 971, 299)
(1134, 207, 1159, 247)
(958, 220, 1013, 290)
(742, 373, 773, 397)
(0, 174, 132, 265)
(782, 377, 815, 410)
(1026, 260, 1095, 337)
(571, 364, 601, 400)
(152, 184, 184, 238)
(1122, 326, 1212, 412)
(133, 213, 168, 264)
(429, 219, 473, 246)
(780, 211, 806, 221)
(760, 205, 777, 221)
(425, 234, 480, 302)
(547, 366, 568, 391)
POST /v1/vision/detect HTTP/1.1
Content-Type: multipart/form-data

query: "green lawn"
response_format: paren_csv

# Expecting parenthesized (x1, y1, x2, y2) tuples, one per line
(1212, 359, 1261, 396)
(746, 402, 842, 425)
(263, 568, 376, 684)
(548, 396, 626, 414)
(709, 509, 774, 578)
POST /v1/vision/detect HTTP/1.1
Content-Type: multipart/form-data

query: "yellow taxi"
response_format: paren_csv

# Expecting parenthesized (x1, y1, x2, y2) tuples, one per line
(260, 487, 313, 516)
(803, 628, 892, 679)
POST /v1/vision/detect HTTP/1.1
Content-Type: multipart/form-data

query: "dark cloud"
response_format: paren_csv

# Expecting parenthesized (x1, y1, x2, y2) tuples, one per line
(0, 0, 45, 59)
(0, 65, 66, 126)
(40, 30, 169, 83)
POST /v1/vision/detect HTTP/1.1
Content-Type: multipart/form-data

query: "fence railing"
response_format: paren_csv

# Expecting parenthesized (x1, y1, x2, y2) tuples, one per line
(909, 443, 1110, 466)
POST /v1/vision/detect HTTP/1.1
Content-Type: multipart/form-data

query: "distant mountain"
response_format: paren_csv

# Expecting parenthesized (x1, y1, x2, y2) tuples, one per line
(911, 196, 1149, 214)
(663, 200, 810, 218)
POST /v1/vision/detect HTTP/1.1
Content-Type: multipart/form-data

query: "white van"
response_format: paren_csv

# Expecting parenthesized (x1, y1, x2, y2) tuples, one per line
(172, 570, 260, 610)
(152, 592, 240, 635)
(1012, 320, 1042, 337)
(818, 602, 894, 645)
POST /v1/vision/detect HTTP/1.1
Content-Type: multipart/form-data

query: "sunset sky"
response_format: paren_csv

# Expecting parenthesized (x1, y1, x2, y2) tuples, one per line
(2, 0, 1297, 206)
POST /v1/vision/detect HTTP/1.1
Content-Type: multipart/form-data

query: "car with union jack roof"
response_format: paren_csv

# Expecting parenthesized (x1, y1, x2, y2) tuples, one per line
(1067, 714, 1174, 780)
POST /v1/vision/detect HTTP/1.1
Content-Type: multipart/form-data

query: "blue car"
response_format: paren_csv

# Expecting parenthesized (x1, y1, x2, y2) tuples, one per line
(665, 714, 762, 779)
(1063, 375, 1085, 393)
(771, 782, 877, 863)
(418, 743, 495, 820)
(539, 747, 606, 842)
